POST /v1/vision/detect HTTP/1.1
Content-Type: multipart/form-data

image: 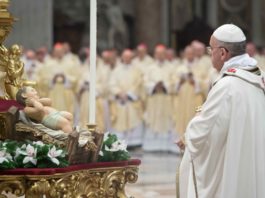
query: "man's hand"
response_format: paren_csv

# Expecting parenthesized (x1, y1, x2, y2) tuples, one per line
(175, 139, 185, 150)
(153, 81, 166, 93)
(116, 93, 128, 104)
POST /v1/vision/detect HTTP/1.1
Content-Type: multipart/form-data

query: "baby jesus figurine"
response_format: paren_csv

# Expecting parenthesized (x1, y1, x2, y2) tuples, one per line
(16, 86, 73, 133)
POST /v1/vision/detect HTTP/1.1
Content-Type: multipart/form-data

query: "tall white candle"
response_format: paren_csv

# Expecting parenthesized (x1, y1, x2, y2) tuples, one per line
(89, 0, 97, 124)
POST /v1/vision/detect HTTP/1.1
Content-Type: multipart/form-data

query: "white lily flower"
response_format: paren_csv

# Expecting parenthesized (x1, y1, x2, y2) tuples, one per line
(48, 146, 63, 165)
(15, 148, 22, 159)
(112, 140, 128, 151)
(33, 141, 44, 147)
(0, 150, 12, 164)
(105, 140, 128, 152)
(22, 144, 37, 165)
(99, 150, 104, 156)
(103, 132, 110, 141)
(105, 144, 119, 152)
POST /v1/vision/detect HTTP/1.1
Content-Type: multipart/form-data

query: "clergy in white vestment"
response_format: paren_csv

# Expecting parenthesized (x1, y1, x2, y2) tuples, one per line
(172, 46, 204, 153)
(47, 44, 78, 115)
(246, 42, 265, 72)
(132, 43, 154, 111)
(77, 51, 111, 131)
(179, 24, 265, 198)
(191, 40, 213, 97)
(109, 49, 143, 146)
(166, 48, 181, 67)
(132, 43, 154, 75)
(62, 42, 81, 67)
(143, 45, 174, 151)
(34, 48, 50, 97)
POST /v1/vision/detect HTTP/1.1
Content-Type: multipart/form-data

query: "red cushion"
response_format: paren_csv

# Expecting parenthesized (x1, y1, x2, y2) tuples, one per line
(0, 100, 24, 112)
(0, 159, 141, 175)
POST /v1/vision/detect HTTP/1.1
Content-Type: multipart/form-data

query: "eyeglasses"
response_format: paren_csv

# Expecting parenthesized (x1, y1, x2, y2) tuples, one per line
(206, 46, 229, 54)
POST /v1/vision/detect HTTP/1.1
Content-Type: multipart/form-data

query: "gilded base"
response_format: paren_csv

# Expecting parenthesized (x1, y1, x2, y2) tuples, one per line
(0, 165, 139, 198)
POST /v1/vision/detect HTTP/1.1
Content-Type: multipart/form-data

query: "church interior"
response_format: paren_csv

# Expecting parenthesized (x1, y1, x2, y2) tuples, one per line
(1, 0, 265, 197)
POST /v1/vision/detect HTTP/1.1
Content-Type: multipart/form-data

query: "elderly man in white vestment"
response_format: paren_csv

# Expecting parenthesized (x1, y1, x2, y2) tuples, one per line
(109, 49, 143, 146)
(179, 24, 265, 198)
(143, 45, 174, 151)
(132, 44, 154, 108)
(246, 42, 265, 72)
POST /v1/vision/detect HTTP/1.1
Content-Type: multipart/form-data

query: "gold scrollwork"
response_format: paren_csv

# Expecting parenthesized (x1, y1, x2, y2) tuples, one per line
(0, 166, 139, 197)
(0, 180, 25, 197)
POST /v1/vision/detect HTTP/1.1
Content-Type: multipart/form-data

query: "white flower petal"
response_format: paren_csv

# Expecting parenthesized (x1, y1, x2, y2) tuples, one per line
(26, 144, 35, 156)
(99, 151, 104, 156)
(33, 141, 44, 146)
(19, 150, 27, 156)
(105, 145, 111, 151)
(0, 157, 8, 163)
(6, 153, 12, 160)
(23, 157, 30, 164)
(0, 150, 5, 157)
(31, 158, 37, 165)
(103, 132, 110, 141)
(55, 149, 63, 157)
(51, 146, 56, 153)
(51, 157, 60, 165)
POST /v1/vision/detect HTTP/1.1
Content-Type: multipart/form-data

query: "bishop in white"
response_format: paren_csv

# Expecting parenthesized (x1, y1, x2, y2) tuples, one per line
(179, 24, 265, 198)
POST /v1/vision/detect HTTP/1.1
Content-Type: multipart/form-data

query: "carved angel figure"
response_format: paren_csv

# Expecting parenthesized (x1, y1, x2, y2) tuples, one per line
(0, 44, 25, 99)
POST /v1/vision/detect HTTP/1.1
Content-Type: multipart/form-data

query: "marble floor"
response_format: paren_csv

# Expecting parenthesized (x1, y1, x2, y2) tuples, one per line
(126, 150, 182, 198)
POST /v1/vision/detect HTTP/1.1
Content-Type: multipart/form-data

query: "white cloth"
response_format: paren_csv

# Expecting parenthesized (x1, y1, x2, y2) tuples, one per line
(181, 55, 265, 198)
(220, 53, 257, 74)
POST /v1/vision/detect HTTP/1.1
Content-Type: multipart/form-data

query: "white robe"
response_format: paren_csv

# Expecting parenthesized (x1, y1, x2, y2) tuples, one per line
(181, 55, 265, 198)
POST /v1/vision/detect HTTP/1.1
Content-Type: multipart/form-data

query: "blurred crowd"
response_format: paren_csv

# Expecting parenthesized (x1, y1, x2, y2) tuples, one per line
(20, 41, 265, 152)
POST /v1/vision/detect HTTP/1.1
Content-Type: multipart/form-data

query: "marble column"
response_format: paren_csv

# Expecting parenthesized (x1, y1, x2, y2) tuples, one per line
(4, 0, 53, 50)
(160, 0, 170, 46)
(207, 0, 218, 28)
(135, 0, 162, 51)
(195, 0, 203, 18)
(252, 0, 264, 46)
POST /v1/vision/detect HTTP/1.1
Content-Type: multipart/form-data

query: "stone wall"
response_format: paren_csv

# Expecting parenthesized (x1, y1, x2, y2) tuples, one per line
(135, 0, 163, 51)
(4, 0, 53, 50)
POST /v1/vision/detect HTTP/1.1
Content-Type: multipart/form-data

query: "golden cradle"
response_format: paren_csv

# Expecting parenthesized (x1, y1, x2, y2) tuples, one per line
(0, 1, 140, 197)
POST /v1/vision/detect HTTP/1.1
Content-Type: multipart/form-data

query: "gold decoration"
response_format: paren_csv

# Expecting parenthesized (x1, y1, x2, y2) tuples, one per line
(0, 0, 36, 99)
(0, 166, 139, 198)
(87, 124, 97, 133)
(195, 106, 202, 113)
(0, 0, 14, 44)
(0, 179, 24, 198)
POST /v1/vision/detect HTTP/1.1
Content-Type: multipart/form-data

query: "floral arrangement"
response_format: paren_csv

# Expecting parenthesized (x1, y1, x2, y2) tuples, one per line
(98, 132, 130, 162)
(0, 140, 68, 170)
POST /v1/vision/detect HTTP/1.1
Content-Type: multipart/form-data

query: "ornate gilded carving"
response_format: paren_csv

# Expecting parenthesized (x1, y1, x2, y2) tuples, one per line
(0, 0, 36, 99)
(0, 166, 139, 198)
(0, 179, 25, 198)
(0, 0, 14, 44)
